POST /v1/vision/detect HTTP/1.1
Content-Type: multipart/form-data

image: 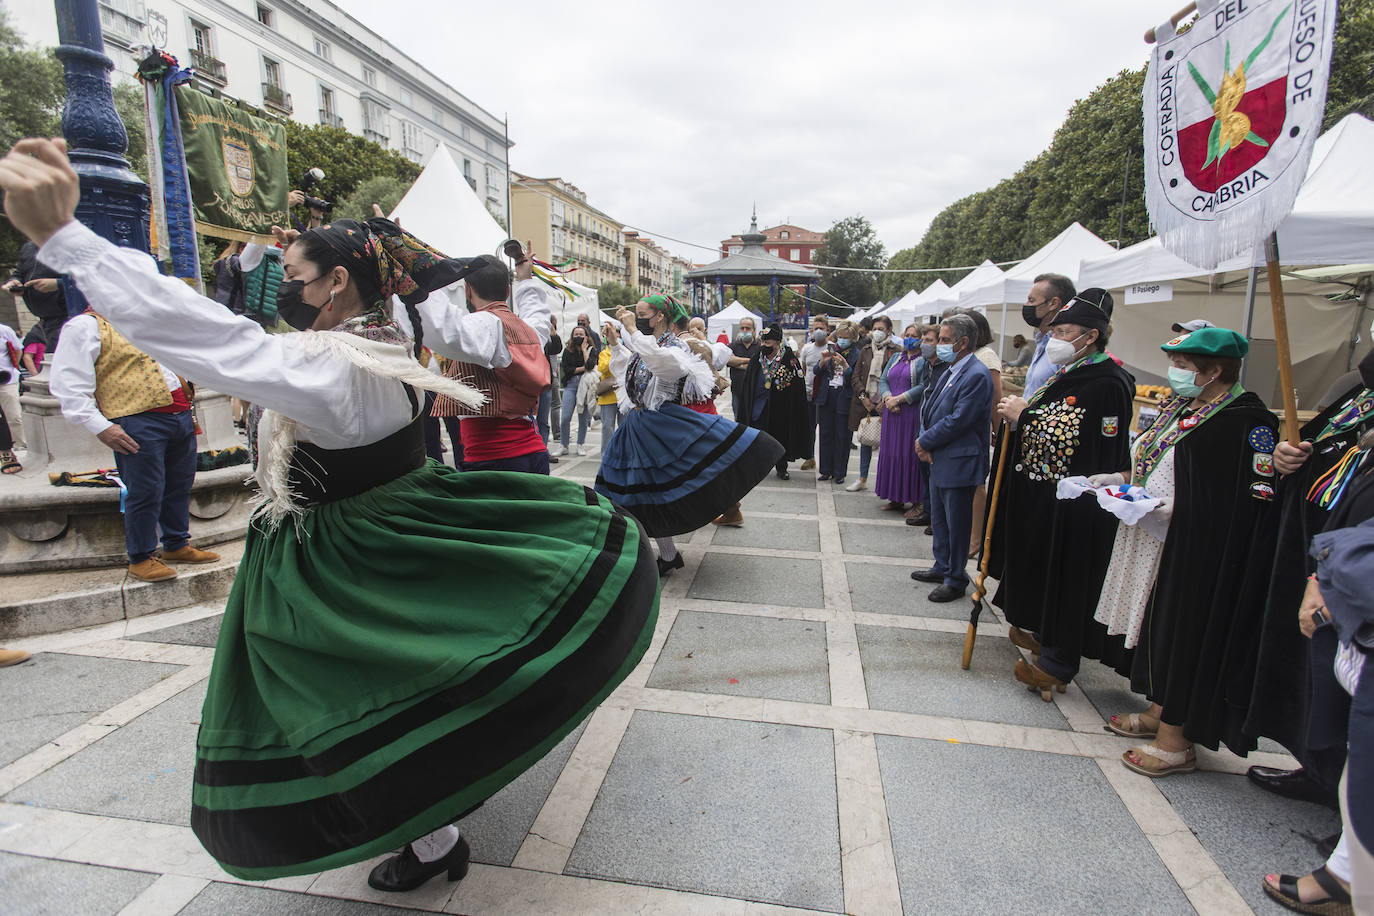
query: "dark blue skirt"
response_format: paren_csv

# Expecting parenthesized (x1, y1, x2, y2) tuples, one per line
(595, 402, 783, 536)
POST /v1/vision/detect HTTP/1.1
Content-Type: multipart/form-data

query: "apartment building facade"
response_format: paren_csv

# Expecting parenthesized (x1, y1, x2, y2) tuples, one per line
(720, 223, 825, 265)
(510, 175, 627, 290)
(11, 0, 512, 223)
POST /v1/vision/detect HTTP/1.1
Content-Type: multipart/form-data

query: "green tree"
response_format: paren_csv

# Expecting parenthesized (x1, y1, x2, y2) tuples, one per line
(1325, 0, 1374, 127)
(283, 121, 421, 212)
(736, 285, 802, 317)
(813, 215, 885, 310)
(0, 10, 64, 268)
(597, 281, 639, 310)
(335, 175, 412, 223)
(113, 81, 148, 183)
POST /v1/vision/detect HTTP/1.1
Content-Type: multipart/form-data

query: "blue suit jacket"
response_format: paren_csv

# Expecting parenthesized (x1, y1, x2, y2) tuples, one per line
(813, 347, 856, 410)
(919, 355, 993, 488)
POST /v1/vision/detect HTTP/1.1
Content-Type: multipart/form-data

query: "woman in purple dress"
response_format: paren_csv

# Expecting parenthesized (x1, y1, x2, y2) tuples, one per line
(874, 323, 931, 515)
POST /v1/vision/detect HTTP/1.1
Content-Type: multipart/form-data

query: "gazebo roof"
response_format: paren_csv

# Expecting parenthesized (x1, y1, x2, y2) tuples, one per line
(687, 212, 821, 285)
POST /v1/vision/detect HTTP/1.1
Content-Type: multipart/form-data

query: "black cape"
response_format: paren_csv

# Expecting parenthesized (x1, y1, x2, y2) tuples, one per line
(1130, 391, 1280, 753)
(1242, 383, 1374, 783)
(740, 348, 811, 461)
(988, 357, 1135, 666)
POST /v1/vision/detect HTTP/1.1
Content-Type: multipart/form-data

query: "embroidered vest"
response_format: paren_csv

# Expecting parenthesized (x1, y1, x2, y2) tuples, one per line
(431, 305, 550, 418)
(91, 313, 174, 420)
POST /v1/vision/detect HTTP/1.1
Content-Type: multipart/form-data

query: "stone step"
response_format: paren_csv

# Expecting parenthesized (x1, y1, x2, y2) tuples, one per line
(0, 539, 243, 640)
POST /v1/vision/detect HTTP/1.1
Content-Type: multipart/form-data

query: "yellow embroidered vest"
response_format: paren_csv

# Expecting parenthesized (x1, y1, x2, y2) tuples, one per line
(92, 313, 174, 419)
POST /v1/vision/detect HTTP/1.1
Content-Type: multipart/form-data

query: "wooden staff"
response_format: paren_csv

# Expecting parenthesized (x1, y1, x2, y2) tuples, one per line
(1145, 2, 1198, 42)
(962, 421, 1011, 670)
(1266, 232, 1302, 444)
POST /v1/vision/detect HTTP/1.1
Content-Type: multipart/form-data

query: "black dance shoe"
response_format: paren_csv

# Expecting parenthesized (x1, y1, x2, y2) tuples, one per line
(910, 568, 944, 583)
(657, 553, 685, 577)
(368, 835, 470, 892)
(776, 469, 791, 480)
(818, 474, 832, 481)
(1246, 766, 1339, 808)
(928, 584, 967, 603)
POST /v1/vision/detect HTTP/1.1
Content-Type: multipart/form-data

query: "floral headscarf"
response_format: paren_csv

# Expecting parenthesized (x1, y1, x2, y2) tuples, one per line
(308, 217, 480, 308)
(641, 293, 690, 326)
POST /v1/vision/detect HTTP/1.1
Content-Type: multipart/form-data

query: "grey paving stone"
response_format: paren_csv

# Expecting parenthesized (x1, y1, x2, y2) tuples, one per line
(847, 560, 985, 621)
(856, 624, 1071, 730)
(739, 487, 817, 516)
(179, 881, 426, 914)
(877, 735, 1192, 915)
(566, 711, 842, 911)
(838, 520, 932, 560)
(646, 610, 830, 704)
(755, 466, 817, 488)
(710, 517, 821, 552)
(0, 653, 183, 768)
(8, 683, 205, 825)
(687, 553, 824, 609)
(832, 488, 908, 519)
(128, 614, 223, 647)
(1157, 771, 1342, 915)
(459, 721, 585, 867)
(0, 851, 157, 916)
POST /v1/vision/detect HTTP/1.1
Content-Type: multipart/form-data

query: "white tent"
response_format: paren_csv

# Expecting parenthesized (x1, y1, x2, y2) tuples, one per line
(707, 300, 766, 339)
(885, 279, 952, 327)
(927, 261, 1005, 315)
(389, 144, 506, 259)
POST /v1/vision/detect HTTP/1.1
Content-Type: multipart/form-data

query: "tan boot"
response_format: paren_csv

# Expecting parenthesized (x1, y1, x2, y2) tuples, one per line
(0, 648, 30, 667)
(160, 545, 220, 564)
(129, 557, 178, 582)
(799, 458, 816, 470)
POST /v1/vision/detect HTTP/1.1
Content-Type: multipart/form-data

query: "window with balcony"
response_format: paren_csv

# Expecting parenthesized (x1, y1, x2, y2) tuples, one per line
(319, 86, 341, 127)
(400, 121, 422, 162)
(462, 158, 474, 190)
(188, 20, 226, 84)
(362, 65, 376, 88)
(261, 57, 291, 112)
(313, 36, 331, 61)
(256, 4, 273, 26)
(362, 98, 389, 147)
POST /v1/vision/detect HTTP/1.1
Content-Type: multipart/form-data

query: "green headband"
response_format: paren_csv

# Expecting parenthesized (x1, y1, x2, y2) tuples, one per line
(641, 294, 690, 326)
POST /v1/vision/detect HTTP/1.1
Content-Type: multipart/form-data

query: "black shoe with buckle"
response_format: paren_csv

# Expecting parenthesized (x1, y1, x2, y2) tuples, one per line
(368, 835, 470, 892)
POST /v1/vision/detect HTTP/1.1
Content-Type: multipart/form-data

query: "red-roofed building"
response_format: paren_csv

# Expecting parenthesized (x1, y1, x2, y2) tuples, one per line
(719, 223, 825, 265)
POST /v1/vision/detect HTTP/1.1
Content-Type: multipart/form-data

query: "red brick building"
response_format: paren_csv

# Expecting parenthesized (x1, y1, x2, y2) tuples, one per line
(719, 224, 825, 265)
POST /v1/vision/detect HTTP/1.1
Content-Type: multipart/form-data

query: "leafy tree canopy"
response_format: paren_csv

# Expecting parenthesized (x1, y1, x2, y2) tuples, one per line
(813, 215, 886, 311)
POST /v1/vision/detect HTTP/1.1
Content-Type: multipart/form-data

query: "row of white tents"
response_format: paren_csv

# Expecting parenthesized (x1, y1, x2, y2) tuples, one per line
(857, 113, 1374, 406)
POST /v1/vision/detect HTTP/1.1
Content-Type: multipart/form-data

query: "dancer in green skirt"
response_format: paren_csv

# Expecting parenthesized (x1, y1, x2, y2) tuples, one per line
(0, 138, 660, 891)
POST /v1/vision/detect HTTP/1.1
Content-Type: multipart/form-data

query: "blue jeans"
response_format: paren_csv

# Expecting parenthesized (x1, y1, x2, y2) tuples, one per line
(858, 444, 873, 479)
(111, 410, 197, 562)
(561, 383, 588, 447)
(536, 387, 552, 444)
(929, 482, 975, 589)
(599, 403, 619, 454)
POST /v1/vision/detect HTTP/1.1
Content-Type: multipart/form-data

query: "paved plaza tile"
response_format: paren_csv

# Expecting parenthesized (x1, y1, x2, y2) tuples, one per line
(739, 486, 818, 516)
(128, 613, 224, 647)
(832, 489, 904, 519)
(0, 652, 182, 767)
(179, 881, 428, 914)
(565, 710, 844, 912)
(847, 560, 983, 620)
(877, 736, 1193, 914)
(687, 552, 824, 608)
(7, 682, 206, 825)
(857, 624, 1073, 730)
(709, 516, 822, 552)
(837, 519, 932, 560)
(647, 610, 830, 704)
(0, 851, 157, 916)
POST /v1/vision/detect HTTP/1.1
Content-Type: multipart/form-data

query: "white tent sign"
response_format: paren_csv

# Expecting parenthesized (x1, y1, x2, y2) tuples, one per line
(1125, 281, 1173, 304)
(1143, 0, 1338, 269)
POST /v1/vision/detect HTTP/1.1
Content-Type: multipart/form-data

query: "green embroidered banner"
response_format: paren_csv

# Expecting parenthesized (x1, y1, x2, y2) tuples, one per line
(175, 87, 288, 243)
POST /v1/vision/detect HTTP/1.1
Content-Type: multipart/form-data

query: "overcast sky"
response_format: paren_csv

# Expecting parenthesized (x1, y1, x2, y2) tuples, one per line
(331, 0, 1166, 264)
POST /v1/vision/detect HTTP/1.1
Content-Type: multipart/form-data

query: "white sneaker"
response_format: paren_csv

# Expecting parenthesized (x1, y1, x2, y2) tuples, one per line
(552, 445, 568, 457)
(845, 479, 867, 492)
(576, 445, 587, 456)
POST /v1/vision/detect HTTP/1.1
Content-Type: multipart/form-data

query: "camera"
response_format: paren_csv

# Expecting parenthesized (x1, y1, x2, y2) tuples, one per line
(298, 167, 333, 214)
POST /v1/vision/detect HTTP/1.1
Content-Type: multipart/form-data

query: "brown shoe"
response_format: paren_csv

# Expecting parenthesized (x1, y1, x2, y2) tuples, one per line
(160, 545, 220, 564)
(711, 507, 745, 527)
(129, 557, 178, 582)
(1014, 658, 1066, 702)
(799, 459, 816, 470)
(0, 648, 31, 667)
(1008, 626, 1043, 655)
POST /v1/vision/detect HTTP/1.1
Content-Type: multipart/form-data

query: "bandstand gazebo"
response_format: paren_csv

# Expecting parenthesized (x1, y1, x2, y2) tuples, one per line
(687, 212, 821, 326)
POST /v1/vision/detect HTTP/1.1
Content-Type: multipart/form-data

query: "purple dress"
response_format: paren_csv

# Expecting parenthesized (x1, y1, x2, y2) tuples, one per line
(874, 355, 927, 505)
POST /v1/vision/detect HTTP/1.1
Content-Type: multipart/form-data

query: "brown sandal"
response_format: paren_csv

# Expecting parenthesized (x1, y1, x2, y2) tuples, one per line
(1122, 743, 1196, 777)
(1262, 866, 1353, 915)
(1, 451, 20, 475)
(1105, 711, 1160, 738)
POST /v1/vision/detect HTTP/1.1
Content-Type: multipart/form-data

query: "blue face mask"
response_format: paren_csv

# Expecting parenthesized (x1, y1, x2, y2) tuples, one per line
(1168, 366, 1205, 398)
(936, 343, 957, 363)
(740, 331, 754, 342)
(836, 337, 851, 349)
(903, 336, 919, 350)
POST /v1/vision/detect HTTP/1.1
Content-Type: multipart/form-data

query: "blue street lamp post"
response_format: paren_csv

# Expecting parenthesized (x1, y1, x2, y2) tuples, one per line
(54, 0, 150, 314)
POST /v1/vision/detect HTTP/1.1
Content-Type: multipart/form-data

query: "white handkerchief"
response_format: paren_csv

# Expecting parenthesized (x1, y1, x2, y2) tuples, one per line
(1057, 476, 1164, 528)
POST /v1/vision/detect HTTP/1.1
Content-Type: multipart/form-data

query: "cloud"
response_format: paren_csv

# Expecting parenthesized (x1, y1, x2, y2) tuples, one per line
(332, 0, 1159, 262)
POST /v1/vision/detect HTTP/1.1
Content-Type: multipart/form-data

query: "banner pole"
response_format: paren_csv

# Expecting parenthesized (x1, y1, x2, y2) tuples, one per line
(963, 421, 1011, 670)
(1145, 2, 1198, 42)
(1264, 232, 1301, 444)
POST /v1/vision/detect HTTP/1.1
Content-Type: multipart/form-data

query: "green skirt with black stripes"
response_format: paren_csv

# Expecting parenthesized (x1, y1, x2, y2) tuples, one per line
(190, 462, 659, 880)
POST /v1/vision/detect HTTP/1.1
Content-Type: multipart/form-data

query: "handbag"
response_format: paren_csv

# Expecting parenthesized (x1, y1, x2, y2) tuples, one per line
(857, 413, 882, 449)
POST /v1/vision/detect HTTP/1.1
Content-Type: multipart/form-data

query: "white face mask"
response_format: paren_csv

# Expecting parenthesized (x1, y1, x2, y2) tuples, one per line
(872, 330, 888, 346)
(1045, 334, 1086, 365)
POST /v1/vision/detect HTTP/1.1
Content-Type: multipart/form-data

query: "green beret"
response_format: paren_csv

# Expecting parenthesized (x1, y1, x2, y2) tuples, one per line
(1160, 326, 1249, 358)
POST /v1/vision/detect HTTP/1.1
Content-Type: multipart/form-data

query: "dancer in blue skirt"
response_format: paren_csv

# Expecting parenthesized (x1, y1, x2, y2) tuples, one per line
(595, 294, 783, 575)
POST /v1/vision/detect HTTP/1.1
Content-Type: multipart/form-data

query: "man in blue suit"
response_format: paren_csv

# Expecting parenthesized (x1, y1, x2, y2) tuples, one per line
(912, 313, 993, 602)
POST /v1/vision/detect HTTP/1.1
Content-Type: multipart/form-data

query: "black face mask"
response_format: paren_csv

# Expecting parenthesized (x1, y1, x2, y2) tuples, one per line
(635, 317, 656, 336)
(276, 279, 322, 331)
(1360, 346, 1374, 390)
(1022, 303, 1043, 330)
